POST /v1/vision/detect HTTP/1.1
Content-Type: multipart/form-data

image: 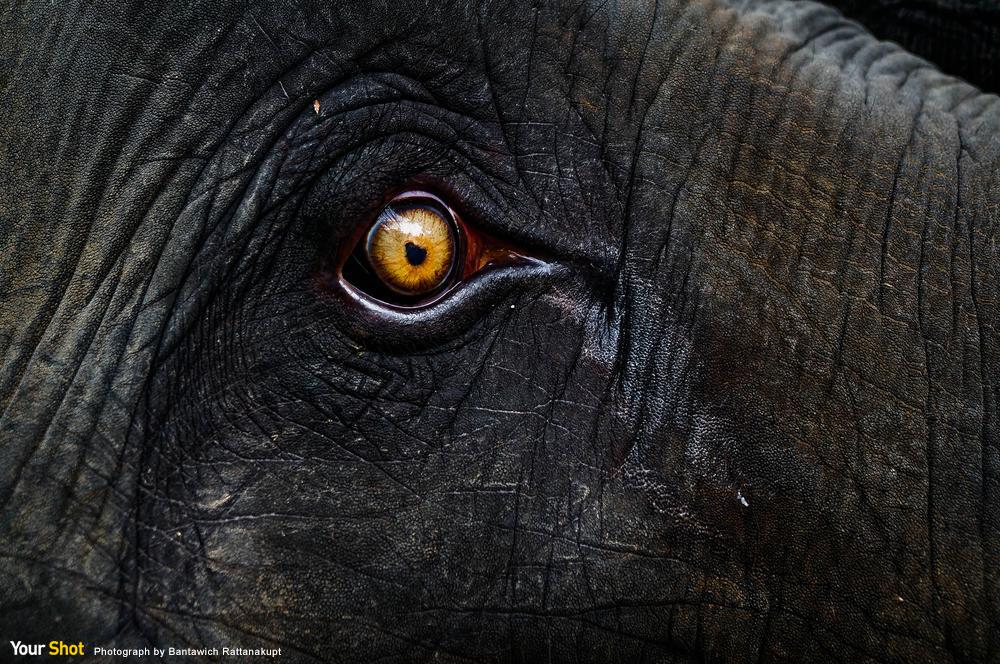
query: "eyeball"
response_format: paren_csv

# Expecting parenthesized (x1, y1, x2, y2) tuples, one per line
(365, 201, 456, 295)
(335, 189, 532, 309)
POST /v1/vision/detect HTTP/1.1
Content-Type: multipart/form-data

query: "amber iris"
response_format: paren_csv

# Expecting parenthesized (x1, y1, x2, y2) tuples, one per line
(365, 201, 456, 295)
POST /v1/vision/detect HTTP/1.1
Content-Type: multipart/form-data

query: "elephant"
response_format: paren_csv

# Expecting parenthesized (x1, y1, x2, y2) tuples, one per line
(1, 0, 998, 661)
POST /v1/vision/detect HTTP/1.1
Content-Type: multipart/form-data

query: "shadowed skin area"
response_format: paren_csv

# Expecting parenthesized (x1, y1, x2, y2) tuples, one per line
(1, 0, 999, 662)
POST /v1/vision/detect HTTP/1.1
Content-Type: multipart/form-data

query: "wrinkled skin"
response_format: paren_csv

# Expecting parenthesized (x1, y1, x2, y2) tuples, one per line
(2, 0, 999, 662)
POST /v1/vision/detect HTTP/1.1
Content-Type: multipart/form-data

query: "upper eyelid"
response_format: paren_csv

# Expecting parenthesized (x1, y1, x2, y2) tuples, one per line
(297, 82, 615, 275)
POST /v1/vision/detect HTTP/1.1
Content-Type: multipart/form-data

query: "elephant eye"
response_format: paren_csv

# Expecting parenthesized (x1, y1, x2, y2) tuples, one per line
(365, 198, 457, 295)
(339, 190, 524, 308)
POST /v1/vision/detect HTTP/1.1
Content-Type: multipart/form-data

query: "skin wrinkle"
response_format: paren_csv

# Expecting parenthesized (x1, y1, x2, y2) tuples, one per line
(1, 0, 999, 662)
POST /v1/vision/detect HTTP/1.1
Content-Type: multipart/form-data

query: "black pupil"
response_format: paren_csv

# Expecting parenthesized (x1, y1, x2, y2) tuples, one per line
(404, 241, 427, 266)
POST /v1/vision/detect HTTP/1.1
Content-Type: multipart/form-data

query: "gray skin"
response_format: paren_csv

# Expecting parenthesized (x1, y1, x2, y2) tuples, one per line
(1, 0, 999, 662)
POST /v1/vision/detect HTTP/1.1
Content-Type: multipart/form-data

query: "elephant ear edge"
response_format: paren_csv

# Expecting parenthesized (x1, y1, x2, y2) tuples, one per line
(821, 0, 1000, 94)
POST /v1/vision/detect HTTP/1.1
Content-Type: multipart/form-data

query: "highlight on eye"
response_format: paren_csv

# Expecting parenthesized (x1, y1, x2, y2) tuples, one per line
(336, 189, 532, 308)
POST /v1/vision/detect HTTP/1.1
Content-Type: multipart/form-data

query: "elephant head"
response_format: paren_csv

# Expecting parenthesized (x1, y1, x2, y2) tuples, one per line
(1, 0, 998, 661)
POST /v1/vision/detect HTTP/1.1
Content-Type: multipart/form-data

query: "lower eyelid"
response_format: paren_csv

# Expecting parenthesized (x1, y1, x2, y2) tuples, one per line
(328, 258, 562, 350)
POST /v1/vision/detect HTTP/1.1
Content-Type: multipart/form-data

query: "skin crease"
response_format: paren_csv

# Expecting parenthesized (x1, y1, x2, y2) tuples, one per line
(1, 0, 999, 662)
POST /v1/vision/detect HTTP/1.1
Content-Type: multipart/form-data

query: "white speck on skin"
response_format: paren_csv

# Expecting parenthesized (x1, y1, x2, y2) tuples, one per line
(510, 304, 515, 309)
(200, 491, 234, 510)
(737, 489, 749, 507)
